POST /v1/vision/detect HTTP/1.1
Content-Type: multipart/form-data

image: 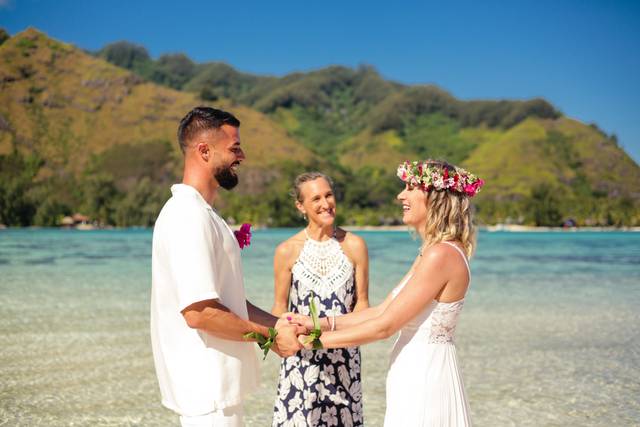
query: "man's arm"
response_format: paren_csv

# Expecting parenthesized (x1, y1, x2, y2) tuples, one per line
(247, 301, 277, 327)
(182, 299, 270, 340)
(182, 299, 304, 357)
(246, 300, 306, 356)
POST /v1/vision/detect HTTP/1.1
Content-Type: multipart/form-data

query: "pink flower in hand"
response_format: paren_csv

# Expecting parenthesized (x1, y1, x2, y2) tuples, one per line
(234, 223, 252, 249)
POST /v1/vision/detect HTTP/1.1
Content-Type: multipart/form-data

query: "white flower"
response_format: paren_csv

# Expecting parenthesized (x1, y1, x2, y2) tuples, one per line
(303, 388, 318, 409)
(290, 369, 304, 390)
(287, 391, 303, 414)
(329, 389, 348, 406)
(303, 364, 320, 386)
(352, 400, 363, 423)
(349, 382, 362, 402)
(316, 383, 331, 400)
(340, 407, 354, 427)
(343, 293, 353, 309)
(319, 364, 336, 385)
(285, 356, 299, 371)
(316, 299, 328, 314)
(348, 354, 360, 377)
(321, 406, 339, 427)
(327, 350, 346, 364)
(292, 410, 306, 427)
(337, 364, 351, 388)
(306, 407, 322, 427)
(278, 376, 291, 399)
(273, 400, 288, 424)
(433, 176, 445, 189)
(297, 290, 310, 310)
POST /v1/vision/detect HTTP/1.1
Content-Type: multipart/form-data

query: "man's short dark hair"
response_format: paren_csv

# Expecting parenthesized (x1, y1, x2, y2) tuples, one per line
(177, 106, 240, 153)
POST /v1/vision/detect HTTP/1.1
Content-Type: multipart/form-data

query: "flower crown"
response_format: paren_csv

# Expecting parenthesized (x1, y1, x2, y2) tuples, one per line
(397, 161, 484, 197)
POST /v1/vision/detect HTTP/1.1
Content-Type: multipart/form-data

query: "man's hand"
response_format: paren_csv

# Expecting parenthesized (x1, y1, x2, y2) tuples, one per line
(272, 320, 305, 357)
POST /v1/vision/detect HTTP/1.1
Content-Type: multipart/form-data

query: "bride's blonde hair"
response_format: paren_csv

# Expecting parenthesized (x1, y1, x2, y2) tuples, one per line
(419, 160, 477, 258)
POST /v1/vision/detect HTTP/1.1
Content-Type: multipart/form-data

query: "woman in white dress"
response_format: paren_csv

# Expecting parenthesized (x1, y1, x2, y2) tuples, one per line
(288, 160, 484, 426)
(271, 172, 370, 426)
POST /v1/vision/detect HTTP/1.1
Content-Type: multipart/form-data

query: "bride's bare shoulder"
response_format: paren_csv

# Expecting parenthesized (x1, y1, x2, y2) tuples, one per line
(419, 242, 467, 274)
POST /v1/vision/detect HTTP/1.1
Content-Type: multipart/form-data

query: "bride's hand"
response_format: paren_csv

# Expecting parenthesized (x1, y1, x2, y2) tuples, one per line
(281, 312, 313, 331)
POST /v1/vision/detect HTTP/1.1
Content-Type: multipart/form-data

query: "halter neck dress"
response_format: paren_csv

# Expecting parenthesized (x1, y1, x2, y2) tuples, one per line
(384, 241, 472, 426)
(273, 231, 363, 427)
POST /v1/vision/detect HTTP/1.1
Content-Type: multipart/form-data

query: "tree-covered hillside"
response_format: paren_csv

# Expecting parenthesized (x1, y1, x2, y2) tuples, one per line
(1, 28, 638, 227)
(96, 38, 640, 226)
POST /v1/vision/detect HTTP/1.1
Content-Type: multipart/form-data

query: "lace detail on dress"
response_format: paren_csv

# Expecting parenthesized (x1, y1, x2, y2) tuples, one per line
(291, 237, 354, 300)
(428, 301, 464, 344)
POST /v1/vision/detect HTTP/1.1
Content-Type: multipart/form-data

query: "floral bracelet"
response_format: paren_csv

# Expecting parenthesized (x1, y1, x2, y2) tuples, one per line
(244, 327, 278, 360)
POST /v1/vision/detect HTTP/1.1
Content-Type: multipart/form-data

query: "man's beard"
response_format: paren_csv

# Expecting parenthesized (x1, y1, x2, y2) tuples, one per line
(215, 164, 239, 190)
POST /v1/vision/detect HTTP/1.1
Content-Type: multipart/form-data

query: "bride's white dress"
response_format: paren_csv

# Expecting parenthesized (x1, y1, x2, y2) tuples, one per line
(384, 242, 472, 426)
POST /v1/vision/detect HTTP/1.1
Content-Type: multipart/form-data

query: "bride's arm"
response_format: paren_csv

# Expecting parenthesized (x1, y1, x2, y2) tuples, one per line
(308, 247, 451, 348)
(286, 291, 395, 331)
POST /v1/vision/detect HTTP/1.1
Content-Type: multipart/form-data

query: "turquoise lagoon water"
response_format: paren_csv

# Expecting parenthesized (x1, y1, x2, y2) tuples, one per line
(0, 229, 639, 426)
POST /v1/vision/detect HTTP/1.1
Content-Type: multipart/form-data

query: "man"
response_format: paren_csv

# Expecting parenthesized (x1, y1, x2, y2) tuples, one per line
(150, 106, 302, 427)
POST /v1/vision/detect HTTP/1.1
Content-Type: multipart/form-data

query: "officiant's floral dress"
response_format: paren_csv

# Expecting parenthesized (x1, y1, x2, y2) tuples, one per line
(273, 236, 363, 427)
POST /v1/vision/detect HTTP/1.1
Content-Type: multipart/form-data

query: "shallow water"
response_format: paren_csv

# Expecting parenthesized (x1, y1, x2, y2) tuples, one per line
(1, 229, 639, 426)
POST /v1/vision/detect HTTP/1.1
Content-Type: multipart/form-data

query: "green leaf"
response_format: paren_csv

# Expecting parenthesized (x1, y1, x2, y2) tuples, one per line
(268, 327, 278, 340)
(305, 291, 323, 349)
(243, 331, 267, 346)
(309, 291, 320, 331)
(244, 329, 278, 361)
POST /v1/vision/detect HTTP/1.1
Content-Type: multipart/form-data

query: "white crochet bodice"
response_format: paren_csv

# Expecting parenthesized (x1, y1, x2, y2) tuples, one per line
(290, 232, 355, 302)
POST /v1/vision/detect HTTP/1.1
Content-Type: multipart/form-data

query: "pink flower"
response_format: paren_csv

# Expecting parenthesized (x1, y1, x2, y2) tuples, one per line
(464, 179, 484, 196)
(234, 223, 252, 249)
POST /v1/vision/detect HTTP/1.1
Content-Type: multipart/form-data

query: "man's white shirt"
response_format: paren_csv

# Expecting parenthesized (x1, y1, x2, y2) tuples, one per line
(150, 184, 259, 417)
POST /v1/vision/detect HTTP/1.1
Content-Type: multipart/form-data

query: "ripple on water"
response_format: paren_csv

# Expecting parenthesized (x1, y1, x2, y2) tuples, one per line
(23, 257, 56, 265)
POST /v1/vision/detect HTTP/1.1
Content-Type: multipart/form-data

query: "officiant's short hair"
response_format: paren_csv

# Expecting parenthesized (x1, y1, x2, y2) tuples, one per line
(178, 106, 240, 153)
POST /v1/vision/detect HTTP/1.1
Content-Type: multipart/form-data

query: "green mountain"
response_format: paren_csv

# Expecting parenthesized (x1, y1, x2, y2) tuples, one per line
(1, 28, 638, 227)
(0, 28, 313, 226)
(95, 39, 640, 226)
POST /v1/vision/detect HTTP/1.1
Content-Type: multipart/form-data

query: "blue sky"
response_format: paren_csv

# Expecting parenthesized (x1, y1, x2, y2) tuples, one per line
(2, 0, 639, 163)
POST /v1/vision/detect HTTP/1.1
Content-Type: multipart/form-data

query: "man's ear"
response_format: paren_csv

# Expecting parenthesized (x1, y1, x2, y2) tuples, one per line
(197, 142, 210, 161)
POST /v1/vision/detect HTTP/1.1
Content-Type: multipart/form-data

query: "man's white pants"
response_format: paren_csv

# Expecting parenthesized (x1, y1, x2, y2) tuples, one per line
(179, 405, 244, 427)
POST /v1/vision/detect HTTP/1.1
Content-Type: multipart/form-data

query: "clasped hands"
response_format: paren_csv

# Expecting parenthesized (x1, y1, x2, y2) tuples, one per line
(271, 312, 316, 357)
